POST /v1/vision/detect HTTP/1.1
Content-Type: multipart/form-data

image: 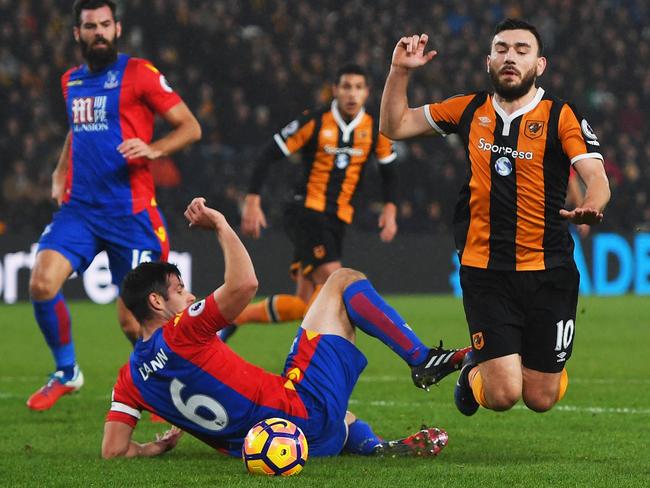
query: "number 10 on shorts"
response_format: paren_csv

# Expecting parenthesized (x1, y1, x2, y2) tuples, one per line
(555, 319, 574, 352)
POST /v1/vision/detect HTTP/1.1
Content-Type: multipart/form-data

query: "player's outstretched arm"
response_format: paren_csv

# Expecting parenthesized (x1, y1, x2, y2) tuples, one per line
(241, 193, 268, 239)
(380, 34, 438, 140)
(560, 158, 610, 225)
(184, 198, 258, 322)
(51, 130, 72, 205)
(118, 101, 201, 160)
(102, 422, 183, 459)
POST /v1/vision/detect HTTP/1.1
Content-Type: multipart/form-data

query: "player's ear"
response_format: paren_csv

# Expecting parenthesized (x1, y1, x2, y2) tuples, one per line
(73, 26, 80, 42)
(536, 56, 547, 77)
(148, 292, 165, 313)
(115, 20, 122, 39)
(486, 55, 491, 73)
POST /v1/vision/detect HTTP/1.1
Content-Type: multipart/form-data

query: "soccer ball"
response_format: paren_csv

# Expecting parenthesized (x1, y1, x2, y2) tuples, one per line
(242, 418, 308, 476)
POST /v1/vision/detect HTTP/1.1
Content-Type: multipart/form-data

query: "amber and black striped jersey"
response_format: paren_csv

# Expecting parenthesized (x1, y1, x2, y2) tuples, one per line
(249, 100, 397, 224)
(424, 87, 603, 271)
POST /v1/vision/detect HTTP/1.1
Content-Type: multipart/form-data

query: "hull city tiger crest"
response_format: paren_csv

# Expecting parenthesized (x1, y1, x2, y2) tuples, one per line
(524, 120, 545, 139)
(472, 332, 484, 350)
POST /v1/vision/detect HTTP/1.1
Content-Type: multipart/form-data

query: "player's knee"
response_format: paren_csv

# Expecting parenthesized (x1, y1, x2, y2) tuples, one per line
(329, 268, 366, 291)
(486, 385, 520, 411)
(522, 390, 558, 412)
(29, 273, 59, 301)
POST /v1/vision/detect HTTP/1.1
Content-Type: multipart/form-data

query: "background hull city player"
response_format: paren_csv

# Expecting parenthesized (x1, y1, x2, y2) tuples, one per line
(226, 64, 398, 340)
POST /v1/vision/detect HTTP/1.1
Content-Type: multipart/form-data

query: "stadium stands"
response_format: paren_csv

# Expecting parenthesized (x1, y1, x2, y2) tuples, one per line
(1, 0, 648, 234)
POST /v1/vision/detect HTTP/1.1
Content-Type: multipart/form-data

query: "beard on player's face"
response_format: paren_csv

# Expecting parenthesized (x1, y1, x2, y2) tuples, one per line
(490, 63, 537, 102)
(80, 35, 118, 71)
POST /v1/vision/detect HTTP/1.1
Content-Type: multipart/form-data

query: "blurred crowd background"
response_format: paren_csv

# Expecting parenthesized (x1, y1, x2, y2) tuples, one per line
(1, 0, 648, 238)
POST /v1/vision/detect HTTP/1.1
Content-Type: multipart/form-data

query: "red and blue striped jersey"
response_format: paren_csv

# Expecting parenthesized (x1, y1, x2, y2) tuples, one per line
(61, 53, 182, 216)
(106, 294, 309, 456)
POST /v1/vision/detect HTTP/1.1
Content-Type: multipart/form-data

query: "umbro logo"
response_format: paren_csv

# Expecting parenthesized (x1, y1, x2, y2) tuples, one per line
(478, 116, 491, 127)
(556, 351, 567, 362)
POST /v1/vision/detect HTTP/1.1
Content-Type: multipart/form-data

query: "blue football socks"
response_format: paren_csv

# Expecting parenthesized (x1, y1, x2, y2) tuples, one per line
(342, 279, 428, 366)
(344, 419, 382, 455)
(33, 292, 76, 378)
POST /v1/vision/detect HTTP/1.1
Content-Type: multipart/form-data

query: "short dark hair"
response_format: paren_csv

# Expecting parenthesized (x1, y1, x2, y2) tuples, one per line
(73, 0, 117, 26)
(335, 63, 368, 85)
(120, 262, 181, 324)
(494, 18, 544, 56)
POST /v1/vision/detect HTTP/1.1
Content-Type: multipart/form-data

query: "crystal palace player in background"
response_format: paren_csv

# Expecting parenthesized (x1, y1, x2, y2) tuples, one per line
(380, 19, 610, 416)
(26, 0, 201, 411)
(101, 197, 467, 459)
(228, 64, 398, 336)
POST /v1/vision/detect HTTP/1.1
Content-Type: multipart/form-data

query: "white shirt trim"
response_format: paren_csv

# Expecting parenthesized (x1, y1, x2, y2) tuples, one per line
(492, 87, 546, 136)
(331, 100, 365, 143)
(377, 152, 398, 164)
(570, 152, 603, 165)
(423, 104, 447, 136)
(273, 133, 291, 156)
(110, 401, 141, 419)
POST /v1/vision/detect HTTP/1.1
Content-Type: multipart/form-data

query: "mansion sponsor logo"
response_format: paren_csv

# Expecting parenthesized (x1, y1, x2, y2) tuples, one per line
(71, 96, 109, 132)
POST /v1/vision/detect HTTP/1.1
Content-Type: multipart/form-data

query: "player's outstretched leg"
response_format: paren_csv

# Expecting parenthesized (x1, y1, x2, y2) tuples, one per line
(343, 413, 447, 457)
(27, 292, 84, 411)
(342, 278, 469, 389)
(374, 426, 448, 457)
(234, 295, 306, 325)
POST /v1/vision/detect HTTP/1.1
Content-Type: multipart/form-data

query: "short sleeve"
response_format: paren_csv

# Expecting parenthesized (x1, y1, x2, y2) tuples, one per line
(558, 104, 604, 165)
(272, 111, 317, 156)
(375, 132, 397, 164)
(135, 59, 183, 115)
(424, 94, 475, 136)
(169, 294, 230, 344)
(106, 364, 142, 428)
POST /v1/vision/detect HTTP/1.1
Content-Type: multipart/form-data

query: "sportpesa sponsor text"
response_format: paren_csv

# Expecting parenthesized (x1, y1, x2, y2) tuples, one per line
(478, 138, 534, 160)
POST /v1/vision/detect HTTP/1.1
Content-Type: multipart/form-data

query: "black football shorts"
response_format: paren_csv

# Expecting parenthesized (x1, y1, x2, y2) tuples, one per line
(283, 203, 346, 277)
(460, 264, 580, 373)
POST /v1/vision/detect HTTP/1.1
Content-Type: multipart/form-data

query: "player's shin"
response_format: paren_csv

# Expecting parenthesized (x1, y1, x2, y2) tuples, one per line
(33, 292, 76, 376)
(342, 279, 428, 366)
(235, 295, 306, 325)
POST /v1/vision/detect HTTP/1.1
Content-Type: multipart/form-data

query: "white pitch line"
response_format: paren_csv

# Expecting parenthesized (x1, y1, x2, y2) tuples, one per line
(2, 392, 648, 415)
(356, 376, 650, 385)
(348, 399, 650, 415)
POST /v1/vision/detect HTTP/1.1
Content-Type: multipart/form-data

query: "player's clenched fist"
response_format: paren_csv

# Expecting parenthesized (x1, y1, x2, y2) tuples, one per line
(184, 197, 226, 230)
(391, 34, 438, 70)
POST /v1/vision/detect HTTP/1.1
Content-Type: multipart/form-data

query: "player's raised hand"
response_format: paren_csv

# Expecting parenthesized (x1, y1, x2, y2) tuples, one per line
(184, 197, 227, 230)
(391, 34, 437, 70)
(118, 138, 163, 160)
(241, 194, 267, 239)
(559, 207, 604, 225)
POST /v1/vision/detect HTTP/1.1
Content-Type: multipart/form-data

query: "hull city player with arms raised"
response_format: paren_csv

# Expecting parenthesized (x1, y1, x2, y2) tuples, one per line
(380, 19, 610, 416)
(101, 197, 470, 459)
(223, 64, 399, 339)
(27, 0, 201, 411)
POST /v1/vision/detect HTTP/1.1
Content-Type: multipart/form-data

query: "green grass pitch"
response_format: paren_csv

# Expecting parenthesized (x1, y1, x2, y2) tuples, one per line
(1, 295, 648, 487)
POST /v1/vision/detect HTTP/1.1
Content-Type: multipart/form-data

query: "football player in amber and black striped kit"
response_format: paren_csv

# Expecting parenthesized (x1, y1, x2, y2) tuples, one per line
(380, 19, 610, 416)
(226, 64, 399, 334)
